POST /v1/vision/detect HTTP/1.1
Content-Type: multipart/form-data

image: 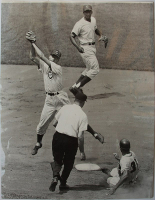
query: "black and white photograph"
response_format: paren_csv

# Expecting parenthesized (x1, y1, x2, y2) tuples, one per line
(1, 0, 154, 199)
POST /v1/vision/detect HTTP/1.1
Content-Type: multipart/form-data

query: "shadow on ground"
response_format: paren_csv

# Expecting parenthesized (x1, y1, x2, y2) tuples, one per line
(58, 184, 107, 195)
(88, 92, 125, 100)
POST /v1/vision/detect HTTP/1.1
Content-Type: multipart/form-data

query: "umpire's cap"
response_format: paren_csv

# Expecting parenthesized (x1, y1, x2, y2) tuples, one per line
(120, 139, 130, 150)
(51, 50, 61, 59)
(83, 5, 92, 12)
(75, 92, 87, 102)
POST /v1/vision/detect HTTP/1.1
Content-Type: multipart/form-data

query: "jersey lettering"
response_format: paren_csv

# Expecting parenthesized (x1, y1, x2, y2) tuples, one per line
(48, 70, 53, 79)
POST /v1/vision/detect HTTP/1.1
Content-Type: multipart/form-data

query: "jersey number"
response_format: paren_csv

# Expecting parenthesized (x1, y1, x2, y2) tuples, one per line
(131, 159, 138, 173)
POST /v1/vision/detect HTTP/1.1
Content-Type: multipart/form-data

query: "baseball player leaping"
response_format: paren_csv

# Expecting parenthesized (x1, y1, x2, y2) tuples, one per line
(26, 31, 70, 155)
(69, 5, 108, 95)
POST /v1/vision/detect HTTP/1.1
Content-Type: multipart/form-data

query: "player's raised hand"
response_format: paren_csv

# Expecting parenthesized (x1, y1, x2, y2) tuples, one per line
(26, 31, 36, 43)
(77, 46, 84, 53)
(113, 153, 120, 160)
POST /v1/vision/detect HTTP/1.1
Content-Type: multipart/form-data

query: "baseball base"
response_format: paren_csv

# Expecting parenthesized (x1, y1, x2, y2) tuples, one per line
(75, 163, 101, 171)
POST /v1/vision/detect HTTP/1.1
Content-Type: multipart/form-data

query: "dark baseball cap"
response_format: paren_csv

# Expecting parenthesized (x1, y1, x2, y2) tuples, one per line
(83, 5, 92, 12)
(75, 92, 87, 102)
(51, 50, 61, 59)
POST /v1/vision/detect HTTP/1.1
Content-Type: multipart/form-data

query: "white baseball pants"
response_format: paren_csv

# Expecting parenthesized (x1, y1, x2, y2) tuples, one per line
(80, 45, 99, 79)
(107, 167, 120, 187)
(36, 91, 70, 135)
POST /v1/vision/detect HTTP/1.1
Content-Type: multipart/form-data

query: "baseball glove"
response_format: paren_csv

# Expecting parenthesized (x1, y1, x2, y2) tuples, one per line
(26, 31, 36, 43)
(99, 35, 108, 48)
(94, 132, 104, 144)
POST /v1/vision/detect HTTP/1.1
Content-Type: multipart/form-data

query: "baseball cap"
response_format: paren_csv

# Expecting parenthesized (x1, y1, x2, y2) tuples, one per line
(51, 50, 61, 59)
(75, 92, 87, 102)
(83, 5, 92, 12)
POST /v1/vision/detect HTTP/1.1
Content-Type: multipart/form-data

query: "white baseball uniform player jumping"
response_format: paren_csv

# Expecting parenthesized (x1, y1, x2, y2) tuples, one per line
(102, 139, 139, 195)
(69, 5, 107, 95)
(26, 31, 70, 155)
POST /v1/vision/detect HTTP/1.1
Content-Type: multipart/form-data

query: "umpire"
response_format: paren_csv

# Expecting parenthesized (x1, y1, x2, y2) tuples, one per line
(49, 92, 104, 191)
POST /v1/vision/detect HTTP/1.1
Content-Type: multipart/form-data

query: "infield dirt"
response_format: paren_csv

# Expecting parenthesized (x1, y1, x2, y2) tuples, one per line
(1, 65, 154, 199)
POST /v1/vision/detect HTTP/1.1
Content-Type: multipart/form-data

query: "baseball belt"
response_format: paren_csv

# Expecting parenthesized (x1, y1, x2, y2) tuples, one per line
(46, 92, 59, 96)
(88, 42, 95, 45)
(81, 42, 95, 45)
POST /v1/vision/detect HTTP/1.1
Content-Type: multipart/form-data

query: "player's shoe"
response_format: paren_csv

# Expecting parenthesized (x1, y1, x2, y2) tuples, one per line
(78, 88, 83, 93)
(101, 168, 110, 175)
(69, 87, 78, 96)
(49, 177, 58, 192)
(59, 183, 70, 190)
(31, 143, 42, 155)
(69, 87, 83, 96)
(80, 152, 86, 161)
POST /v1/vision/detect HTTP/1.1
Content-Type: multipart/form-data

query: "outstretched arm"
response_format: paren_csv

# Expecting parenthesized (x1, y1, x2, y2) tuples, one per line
(113, 153, 120, 161)
(30, 43, 40, 66)
(87, 124, 97, 136)
(70, 32, 84, 53)
(87, 124, 104, 144)
(31, 43, 51, 68)
(26, 31, 51, 68)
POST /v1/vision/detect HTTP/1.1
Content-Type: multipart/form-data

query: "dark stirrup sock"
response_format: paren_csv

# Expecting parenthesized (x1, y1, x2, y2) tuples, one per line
(76, 75, 85, 84)
(79, 76, 91, 87)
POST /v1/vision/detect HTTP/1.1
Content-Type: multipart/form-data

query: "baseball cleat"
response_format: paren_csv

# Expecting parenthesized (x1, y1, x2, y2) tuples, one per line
(49, 177, 58, 192)
(59, 183, 70, 190)
(69, 87, 83, 96)
(78, 88, 83, 93)
(69, 87, 78, 96)
(31, 143, 42, 155)
(80, 152, 86, 161)
(101, 168, 110, 175)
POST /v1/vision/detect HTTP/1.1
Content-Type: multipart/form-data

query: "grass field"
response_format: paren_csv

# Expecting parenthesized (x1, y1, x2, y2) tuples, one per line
(1, 65, 154, 199)
(1, 2, 154, 71)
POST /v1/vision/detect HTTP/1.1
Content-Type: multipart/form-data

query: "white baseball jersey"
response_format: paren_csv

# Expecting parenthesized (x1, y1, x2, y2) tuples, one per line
(72, 17, 97, 45)
(36, 59, 70, 135)
(39, 59, 63, 93)
(107, 151, 139, 186)
(71, 17, 99, 80)
(55, 104, 88, 138)
(118, 151, 139, 182)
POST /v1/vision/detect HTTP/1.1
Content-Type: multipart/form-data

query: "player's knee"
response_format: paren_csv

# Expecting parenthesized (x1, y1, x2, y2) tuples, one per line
(110, 167, 119, 177)
(107, 177, 120, 187)
(95, 67, 100, 74)
(92, 68, 99, 77)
